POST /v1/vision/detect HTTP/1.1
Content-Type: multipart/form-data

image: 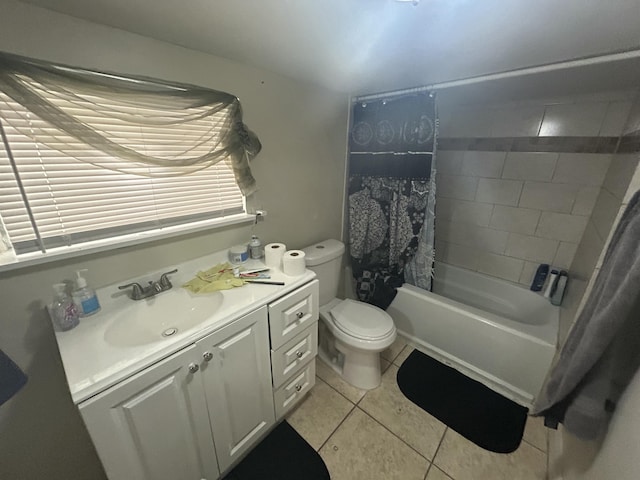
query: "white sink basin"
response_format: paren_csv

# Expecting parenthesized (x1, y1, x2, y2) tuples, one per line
(104, 289, 223, 347)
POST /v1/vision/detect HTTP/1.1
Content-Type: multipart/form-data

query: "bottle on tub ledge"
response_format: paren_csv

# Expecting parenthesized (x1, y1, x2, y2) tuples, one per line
(72, 269, 101, 317)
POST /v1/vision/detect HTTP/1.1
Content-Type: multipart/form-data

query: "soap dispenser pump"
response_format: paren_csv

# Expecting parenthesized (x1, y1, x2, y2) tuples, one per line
(72, 269, 101, 317)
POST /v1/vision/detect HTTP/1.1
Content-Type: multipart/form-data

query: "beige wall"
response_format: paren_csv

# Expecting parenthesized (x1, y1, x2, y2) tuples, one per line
(0, 1, 348, 478)
(435, 91, 634, 286)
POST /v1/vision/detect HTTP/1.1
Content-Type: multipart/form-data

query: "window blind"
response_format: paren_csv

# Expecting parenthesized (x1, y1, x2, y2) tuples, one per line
(0, 90, 244, 254)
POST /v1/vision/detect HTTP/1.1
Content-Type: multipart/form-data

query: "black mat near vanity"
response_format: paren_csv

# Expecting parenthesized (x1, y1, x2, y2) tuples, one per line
(397, 349, 528, 453)
(223, 421, 330, 480)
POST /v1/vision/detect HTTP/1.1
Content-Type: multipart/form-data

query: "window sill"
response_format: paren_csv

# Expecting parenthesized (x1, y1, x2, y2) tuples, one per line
(0, 213, 255, 274)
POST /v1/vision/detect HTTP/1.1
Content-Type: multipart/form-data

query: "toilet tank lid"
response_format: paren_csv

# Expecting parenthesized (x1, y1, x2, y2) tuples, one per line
(302, 239, 345, 266)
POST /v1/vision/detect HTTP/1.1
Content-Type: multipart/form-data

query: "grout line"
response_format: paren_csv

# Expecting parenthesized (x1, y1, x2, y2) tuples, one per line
(430, 427, 449, 473)
(315, 402, 357, 453)
(521, 436, 549, 455)
(315, 372, 365, 406)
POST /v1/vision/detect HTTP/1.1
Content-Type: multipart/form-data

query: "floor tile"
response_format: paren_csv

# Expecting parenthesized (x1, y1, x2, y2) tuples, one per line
(426, 465, 454, 480)
(434, 429, 547, 480)
(393, 345, 413, 367)
(523, 415, 548, 452)
(381, 337, 407, 362)
(359, 365, 447, 460)
(315, 358, 366, 404)
(381, 357, 391, 374)
(319, 408, 429, 480)
(286, 378, 354, 450)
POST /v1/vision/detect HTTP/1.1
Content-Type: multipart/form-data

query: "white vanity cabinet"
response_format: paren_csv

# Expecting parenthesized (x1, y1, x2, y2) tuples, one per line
(74, 278, 319, 480)
(79, 343, 220, 480)
(196, 306, 275, 473)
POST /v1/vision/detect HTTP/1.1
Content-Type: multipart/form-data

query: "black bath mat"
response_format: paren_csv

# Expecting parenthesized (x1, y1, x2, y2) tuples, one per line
(223, 421, 330, 480)
(397, 349, 528, 453)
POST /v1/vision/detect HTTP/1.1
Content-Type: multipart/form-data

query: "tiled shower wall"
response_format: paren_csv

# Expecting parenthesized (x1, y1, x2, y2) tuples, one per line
(434, 91, 636, 286)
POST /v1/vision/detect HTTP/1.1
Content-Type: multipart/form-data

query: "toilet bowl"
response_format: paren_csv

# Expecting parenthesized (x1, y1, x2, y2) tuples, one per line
(302, 239, 397, 390)
(318, 298, 396, 390)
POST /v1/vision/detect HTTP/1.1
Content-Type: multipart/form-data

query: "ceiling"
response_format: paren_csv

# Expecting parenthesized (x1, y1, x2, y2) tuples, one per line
(16, 0, 640, 95)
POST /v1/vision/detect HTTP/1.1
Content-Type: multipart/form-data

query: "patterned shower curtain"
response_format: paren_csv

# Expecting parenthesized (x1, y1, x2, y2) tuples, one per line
(348, 93, 437, 309)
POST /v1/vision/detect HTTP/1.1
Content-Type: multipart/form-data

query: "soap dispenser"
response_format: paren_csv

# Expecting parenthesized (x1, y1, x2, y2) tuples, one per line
(72, 269, 101, 317)
(50, 283, 80, 331)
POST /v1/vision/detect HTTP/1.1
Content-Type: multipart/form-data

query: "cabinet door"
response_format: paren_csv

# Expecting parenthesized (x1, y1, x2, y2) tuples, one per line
(79, 345, 219, 480)
(198, 306, 275, 474)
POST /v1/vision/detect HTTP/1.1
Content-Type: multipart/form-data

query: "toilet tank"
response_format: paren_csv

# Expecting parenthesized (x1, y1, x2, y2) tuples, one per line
(302, 239, 345, 305)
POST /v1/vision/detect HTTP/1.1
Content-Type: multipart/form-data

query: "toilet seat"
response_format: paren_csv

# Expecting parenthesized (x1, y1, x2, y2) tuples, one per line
(329, 299, 395, 340)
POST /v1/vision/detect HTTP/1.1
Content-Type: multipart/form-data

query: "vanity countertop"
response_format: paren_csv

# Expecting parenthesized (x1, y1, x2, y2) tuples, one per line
(54, 249, 315, 404)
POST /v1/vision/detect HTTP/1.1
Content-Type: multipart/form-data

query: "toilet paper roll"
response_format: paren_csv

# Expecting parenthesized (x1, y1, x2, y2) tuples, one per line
(265, 243, 287, 270)
(282, 250, 306, 276)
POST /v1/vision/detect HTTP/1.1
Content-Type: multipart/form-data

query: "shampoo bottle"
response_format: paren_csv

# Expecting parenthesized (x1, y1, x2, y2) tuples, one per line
(72, 269, 101, 317)
(50, 283, 80, 331)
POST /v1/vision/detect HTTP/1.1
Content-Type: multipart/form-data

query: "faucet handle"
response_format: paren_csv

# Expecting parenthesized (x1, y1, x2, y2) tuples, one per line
(159, 269, 178, 289)
(118, 282, 144, 300)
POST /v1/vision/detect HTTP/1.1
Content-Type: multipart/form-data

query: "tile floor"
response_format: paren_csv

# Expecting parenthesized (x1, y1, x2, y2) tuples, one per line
(287, 338, 549, 480)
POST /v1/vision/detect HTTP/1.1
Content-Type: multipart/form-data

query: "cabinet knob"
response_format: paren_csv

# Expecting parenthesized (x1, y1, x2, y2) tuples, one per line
(295, 351, 304, 359)
(188, 363, 200, 373)
(296, 312, 304, 319)
(295, 384, 302, 392)
(203, 351, 213, 362)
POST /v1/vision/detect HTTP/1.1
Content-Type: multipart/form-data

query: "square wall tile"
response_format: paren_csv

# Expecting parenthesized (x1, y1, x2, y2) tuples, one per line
(437, 222, 509, 254)
(475, 252, 524, 283)
(460, 151, 506, 178)
(572, 186, 601, 216)
(506, 233, 559, 264)
(569, 220, 604, 281)
(599, 101, 633, 137)
(603, 153, 638, 201)
(502, 152, 558, 182)
(539, 102, 608, 137)
(438, 241, 480, 270)
(519, 261, 539, 286)
(444, 107, 492, 138)
(552, 153, 612, 186)
(490, 105, 545, 137)
(489, 205, 541, 235)
(590, 187, 621, 241)
(476, 178, 523, 206)
(437, 151, 464, 175)
(535, 212, 588, 243)
(437, 174, 478, 201)
(554, 242, 579, 270)
(437, 198, 493, 227)
(519, 181, 579, 213)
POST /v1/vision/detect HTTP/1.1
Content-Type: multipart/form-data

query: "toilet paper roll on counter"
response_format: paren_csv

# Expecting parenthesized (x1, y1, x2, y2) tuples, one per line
(265, 243, 287, 270)
(282, 250, 306, 276)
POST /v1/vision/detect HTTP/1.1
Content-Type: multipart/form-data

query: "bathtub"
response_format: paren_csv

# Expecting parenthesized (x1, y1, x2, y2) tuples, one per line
(387, 263, 558, 407)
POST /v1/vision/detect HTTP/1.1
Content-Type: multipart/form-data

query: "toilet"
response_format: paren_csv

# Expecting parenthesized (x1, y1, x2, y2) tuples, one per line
(302, 239, 396, 390)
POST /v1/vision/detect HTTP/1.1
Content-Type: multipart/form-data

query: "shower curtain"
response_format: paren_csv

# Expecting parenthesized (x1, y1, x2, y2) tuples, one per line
(348, 92, 437, 309)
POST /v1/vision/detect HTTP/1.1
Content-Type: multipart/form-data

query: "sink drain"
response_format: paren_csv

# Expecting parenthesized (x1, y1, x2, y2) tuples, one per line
(162, 328, 178, 337)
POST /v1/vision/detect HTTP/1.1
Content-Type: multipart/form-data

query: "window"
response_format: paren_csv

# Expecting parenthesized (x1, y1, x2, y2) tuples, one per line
(0, 55, 260, 264)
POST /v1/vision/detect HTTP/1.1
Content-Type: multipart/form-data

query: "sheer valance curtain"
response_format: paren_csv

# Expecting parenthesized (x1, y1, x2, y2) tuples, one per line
(0, 53, 262, 258)
(0, 53, 261, 194)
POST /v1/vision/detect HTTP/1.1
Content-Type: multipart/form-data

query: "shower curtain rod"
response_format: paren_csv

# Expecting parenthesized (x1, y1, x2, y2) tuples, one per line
(353, 49, 640, 103)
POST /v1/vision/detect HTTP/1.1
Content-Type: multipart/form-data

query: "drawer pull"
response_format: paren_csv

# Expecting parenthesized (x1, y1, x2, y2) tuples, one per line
(296, 312, 304, 319)
(295, 384, 302, 392)
(295, 351, 304, 359)
(188, 363, 200, 373)
(202, 351, 213, 362)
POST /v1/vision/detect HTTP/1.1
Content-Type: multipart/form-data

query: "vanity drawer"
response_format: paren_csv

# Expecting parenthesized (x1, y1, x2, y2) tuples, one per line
(273, 360, 316, 420)
(268, 280, 319, 350)
(271, 322, 318, 388)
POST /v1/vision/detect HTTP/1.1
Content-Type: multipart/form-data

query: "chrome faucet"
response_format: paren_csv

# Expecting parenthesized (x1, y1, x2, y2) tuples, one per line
(118, 269, 178, 300)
